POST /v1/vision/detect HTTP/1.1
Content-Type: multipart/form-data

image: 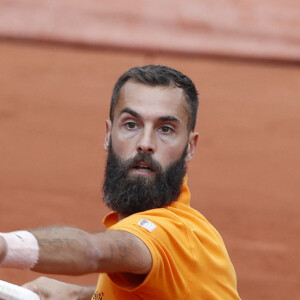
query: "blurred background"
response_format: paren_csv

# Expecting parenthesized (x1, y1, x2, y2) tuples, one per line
(0, 1, 299, 299)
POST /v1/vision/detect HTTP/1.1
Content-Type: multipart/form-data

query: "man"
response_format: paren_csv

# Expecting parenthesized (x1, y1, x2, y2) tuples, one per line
(0, 65, 241, 299)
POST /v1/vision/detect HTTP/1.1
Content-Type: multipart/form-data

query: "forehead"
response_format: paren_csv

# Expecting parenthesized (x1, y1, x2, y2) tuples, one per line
(114, 81, 189, 124)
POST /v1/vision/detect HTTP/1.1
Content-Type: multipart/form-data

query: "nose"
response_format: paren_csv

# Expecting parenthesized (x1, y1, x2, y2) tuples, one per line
(137, 127, 155, 154)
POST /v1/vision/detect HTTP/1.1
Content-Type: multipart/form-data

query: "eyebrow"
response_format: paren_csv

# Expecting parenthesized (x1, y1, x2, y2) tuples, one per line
(120, 107, 140, 118)
(120, 107, 181, 124)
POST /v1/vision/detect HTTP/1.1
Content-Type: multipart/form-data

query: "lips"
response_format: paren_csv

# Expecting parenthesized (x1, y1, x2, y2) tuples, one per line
(132, 162, 154, 172)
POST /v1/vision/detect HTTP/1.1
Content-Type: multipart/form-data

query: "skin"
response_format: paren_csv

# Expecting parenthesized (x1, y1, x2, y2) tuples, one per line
(22, 277, 95, 300)
(0, 236, 7, 262)
(30, 227, 152, 275)
(0, 81, 198, 299)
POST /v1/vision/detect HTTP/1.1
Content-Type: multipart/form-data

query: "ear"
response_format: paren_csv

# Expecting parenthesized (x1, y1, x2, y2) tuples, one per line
(185, 131, 198, 162)
(104, 120, 112, 151)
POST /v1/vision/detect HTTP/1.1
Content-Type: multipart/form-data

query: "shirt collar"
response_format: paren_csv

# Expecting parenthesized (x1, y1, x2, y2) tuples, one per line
(175, 175, 191, 206)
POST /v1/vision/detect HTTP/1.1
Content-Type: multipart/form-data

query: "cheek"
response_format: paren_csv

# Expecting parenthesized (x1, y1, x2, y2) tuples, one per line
(155, 144, 185, 170)
(111, 134, 135, 160)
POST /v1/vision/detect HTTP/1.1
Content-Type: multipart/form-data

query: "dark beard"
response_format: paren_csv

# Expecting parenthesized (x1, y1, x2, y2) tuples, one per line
(103, 143, 187, 216)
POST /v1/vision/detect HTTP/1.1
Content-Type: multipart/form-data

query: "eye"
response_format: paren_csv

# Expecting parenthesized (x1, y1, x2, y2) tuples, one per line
(125, 121, 137, 130)
(159, 125, 174, 134)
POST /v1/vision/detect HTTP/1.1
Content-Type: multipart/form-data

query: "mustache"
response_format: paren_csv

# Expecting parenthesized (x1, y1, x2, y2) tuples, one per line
(124, 152, 163, 173)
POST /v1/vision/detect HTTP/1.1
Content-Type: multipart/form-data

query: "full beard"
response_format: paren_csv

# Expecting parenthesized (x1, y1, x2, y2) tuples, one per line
(103, 143, 187, 216)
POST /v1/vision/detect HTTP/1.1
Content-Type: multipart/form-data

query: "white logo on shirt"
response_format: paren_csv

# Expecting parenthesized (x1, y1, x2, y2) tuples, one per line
(138, 219, 157, 232)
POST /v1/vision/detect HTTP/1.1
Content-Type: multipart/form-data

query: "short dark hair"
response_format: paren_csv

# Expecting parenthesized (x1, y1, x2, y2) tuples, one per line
(110, 65, 199, 131)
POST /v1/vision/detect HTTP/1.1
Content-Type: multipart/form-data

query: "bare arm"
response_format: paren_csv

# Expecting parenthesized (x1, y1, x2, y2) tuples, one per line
(23, 277, 95, 300)
(23, 226, 151, 275)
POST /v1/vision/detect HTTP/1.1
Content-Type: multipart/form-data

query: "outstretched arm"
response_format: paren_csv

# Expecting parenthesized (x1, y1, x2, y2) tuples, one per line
(0, 227, 152, 275)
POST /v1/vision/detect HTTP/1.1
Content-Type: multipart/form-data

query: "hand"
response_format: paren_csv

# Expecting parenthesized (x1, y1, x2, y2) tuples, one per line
(0, 235, 7, 264)
(23, 277, 95, 300)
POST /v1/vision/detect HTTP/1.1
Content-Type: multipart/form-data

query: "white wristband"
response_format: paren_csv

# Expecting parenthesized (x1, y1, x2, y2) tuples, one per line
(0, 231, 39, 269)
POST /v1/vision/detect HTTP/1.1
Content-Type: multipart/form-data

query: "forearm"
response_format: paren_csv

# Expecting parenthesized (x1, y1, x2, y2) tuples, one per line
(0, 227, 103, 275)
(30, 226, 102, 275)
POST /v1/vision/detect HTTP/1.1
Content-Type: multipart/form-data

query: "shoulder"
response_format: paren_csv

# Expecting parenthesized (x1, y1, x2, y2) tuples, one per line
(109, 207, 194, 259)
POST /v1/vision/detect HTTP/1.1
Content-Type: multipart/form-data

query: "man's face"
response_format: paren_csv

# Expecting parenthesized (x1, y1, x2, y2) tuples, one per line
(106, 81, 197, 172)
(103, 81, 198, 215)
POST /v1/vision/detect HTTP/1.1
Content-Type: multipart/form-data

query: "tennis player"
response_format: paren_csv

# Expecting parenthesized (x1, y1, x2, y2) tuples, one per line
(0, 65, 241, 299)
